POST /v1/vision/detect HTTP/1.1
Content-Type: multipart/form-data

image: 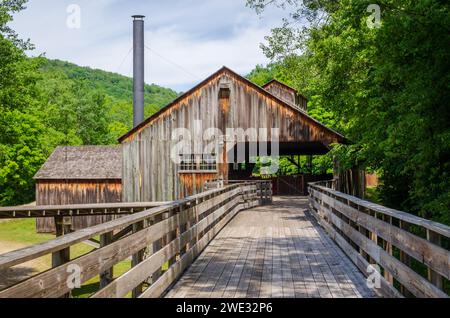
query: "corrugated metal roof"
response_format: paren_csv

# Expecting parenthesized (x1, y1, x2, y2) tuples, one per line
(34, 146, 122, 180)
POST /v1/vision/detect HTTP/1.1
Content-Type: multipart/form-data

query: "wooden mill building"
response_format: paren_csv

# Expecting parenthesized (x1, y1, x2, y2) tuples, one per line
(118, 67, 346, 203)
(34, 146, 122, 233)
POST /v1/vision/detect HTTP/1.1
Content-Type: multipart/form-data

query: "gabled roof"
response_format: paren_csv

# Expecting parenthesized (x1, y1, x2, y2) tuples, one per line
(262, 79, 309, 101)
(34, 146, 122, 180)
(262, 79, 297, 94)
(118, 66, 345, 143)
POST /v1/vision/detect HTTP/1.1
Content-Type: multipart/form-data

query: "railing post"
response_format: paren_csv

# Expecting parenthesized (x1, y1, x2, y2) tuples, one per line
(180, 204, 187, 257)
(259, 182, 263, 205)
(356, 204, 369, 261)
(427, 229, 443, 289)
(399, 220, 414, 297)
(52, 216, 72, 298)
(99, 231, 114, 288)
(383, 215, 394, 285)
(131, 220, 145, 297)
(148, 215, 161, 285)
(166, 208, 178, 267)
(269, 182, 273, 203)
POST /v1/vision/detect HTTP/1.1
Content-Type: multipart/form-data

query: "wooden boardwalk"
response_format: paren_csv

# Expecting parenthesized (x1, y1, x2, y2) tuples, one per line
(165, 196, 377, 298)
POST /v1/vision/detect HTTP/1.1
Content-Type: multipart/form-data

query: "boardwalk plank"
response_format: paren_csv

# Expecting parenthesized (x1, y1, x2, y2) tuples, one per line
(167, 197, 377, 299)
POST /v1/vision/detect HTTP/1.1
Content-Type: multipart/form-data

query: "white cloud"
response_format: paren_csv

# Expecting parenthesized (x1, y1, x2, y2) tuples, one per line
(10, 0, 286, 91)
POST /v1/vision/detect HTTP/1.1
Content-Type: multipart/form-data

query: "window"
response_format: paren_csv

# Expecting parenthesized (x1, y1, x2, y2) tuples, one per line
(200, 154, 217, 171)
(179, 154, 196, 171)
(179, 154, 217, 172)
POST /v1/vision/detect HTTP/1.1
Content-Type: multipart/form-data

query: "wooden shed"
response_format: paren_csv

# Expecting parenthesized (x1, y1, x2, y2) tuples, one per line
(118, 67, 346, 203)
(34, 146, 122, 233)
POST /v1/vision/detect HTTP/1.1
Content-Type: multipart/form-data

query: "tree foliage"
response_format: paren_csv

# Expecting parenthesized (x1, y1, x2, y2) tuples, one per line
(0, 1, 179, 205)
(247, 0, 450, 224)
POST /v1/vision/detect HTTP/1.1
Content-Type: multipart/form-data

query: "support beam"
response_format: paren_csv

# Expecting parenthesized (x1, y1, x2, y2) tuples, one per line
(52, 216, 71, 298)
(100, 231, 114, 288)
(131, 220, 145, 297)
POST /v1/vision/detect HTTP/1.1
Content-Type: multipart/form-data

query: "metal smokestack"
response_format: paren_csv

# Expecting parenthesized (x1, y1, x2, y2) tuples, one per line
(132, 15, 145, 127)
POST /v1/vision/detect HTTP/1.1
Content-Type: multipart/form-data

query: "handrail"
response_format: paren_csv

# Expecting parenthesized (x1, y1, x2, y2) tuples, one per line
(311, 181, 450, 236)
(0, 182, 269, 298)
(0, 185, 236, 269)
(308, 180, 450, 298)
(0, 202, 170, 219)
(205, 179, 273, 205)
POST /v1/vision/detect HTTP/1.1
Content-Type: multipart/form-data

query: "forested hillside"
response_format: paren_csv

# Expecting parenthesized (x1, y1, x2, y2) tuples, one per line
(39, 58, 179, 139)
(0, 1, 179, 206)
(40, 59, 178, 116)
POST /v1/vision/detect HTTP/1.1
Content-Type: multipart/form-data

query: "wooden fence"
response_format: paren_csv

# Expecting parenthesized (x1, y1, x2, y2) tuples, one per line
(0, 182, 270, 298)
(0, 202, 169, 219)
(222, 180, 272, 205)
(309, 180, 450, 298)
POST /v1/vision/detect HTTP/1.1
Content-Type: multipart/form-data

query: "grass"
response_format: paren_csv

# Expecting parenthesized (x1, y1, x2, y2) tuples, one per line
(0, 218, 53, 244)
(72, 261, 132, 298)
(0, 218, 131, 298)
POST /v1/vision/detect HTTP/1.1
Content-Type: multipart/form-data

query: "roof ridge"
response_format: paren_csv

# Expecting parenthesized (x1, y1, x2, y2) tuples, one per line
(118, 66, 345, 143)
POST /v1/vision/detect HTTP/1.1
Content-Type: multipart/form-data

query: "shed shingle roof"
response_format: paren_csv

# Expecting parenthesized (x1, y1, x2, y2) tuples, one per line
(34, 146, 122, 180)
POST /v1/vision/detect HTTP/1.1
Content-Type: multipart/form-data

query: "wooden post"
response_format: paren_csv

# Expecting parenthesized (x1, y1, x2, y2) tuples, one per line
(383, 215, 394, 285)
(146, 216, 160, 286)
(183, 203, 191, 254)
(308, 155, 313, 174)
(269, 182, 273, 203)
(357, 205, 369, 261)
(150, 213, 166, 286)
(99, 231, 114, 288)
(399, 220, 413, 297)
(194, 198, 201, 245)
(52, 216, 71, 298)
(262, 182, 266, 204)
(427, 229, 443, 289)
(259, 182, 263, 205)
(370, 212, 378, 265)
(131, 220, 145, 297)
(166, 209, 177, 267)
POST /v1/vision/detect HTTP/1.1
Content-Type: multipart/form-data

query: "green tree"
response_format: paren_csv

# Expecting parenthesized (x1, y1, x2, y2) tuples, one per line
(0, 1, 48, 205)
(0, 1, 180, 205)
(247, 0, 450, 224)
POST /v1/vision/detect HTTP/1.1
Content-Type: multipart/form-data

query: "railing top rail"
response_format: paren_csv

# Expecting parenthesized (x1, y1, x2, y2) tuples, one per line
(0, 202, 170, 213)
(0, 184, 241, 270)
(0, 202, 170, 219)
(226, 180, 272, 183)
(308, 181, 450, 238)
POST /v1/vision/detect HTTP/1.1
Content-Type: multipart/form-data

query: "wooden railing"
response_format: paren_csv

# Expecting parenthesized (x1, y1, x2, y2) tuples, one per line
(309, 181, 450, 298)
(221, 180, 273, 205)
(0, 202, 169, 219)
(0, 183, 264, 298)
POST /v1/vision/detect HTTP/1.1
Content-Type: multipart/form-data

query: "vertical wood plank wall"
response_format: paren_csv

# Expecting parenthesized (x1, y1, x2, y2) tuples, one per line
(263, 81, 308, 112)
(36, 180, 122, 233)
(122, 70, 341, 203)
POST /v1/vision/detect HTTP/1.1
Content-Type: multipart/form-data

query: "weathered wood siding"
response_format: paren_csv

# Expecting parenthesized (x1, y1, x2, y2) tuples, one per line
(121, 69, 343, 203)
(179, 173, 217, 198)
(36, 180, 122, 233)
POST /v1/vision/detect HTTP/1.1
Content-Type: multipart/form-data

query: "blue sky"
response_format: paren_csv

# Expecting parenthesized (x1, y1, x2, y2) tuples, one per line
(10, 0, 287, 91)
